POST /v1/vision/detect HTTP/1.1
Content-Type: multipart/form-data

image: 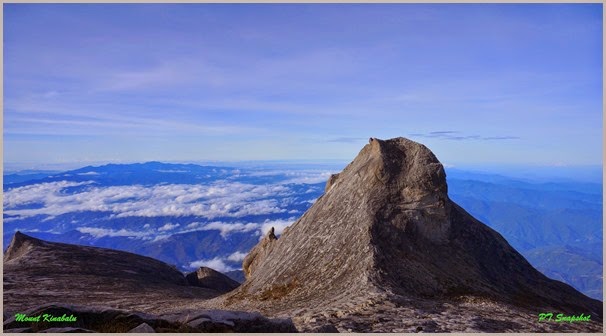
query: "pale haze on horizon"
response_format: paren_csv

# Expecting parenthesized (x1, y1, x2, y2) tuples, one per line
(3, 3, 602, 171)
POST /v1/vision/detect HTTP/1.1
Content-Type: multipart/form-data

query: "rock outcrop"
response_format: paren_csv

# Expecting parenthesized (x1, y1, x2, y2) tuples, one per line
(223, 137, 602, 331)
(3, 232, 297, 332)
(185, 267, 240, 293)
(3, 231, 213, 314)
(4, 231, 188, 285)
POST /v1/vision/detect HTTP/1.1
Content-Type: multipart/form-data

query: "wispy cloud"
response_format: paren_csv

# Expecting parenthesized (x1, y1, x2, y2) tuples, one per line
(189, 257, 234, 273)
(158, 223, 180, 231)
(260, 218, 293, 237)
(77, 171, 100, 176)
(188, 249, 260, 272)
(76, 226, 152, 239)
(243, 169, 335, 185)
(227, 251, 248, 262)
(4, 4, 600, 165)
(4, 100, 263, 137)
(409, 131, 520, 141)
(184, 218, 297, 272)
(198, 221, 260, 238)
(189, 217, 297, 239)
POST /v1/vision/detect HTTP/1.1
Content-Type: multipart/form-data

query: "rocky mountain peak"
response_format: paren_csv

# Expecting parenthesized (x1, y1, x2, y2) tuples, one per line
(225, 137, 602, 320)
(366, 137, 447, 193)
(4, 231, 45, 262)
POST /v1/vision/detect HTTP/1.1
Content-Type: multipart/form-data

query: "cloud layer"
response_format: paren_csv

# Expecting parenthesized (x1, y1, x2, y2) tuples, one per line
(76, 226, 152, 239)
(4, 180, 294, 220)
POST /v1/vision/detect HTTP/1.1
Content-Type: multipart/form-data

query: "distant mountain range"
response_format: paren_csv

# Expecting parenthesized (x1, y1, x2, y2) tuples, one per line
(445, 170, 602, 299)
(3, 160, 602, 299)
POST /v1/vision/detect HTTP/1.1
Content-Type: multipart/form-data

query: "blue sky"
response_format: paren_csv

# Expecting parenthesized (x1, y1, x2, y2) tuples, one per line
(3, 3, 603, 170)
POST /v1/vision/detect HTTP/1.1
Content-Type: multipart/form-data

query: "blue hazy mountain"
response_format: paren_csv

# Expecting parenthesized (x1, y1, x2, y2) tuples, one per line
(444, 171, 602, 300)
(3, 170, 62, 184)
(3, 161, 602, 299)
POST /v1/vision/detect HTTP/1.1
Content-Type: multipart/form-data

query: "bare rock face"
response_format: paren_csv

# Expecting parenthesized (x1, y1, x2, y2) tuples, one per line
(185, 267, 240, 293)
(3, 231, 39, 262)
(4, 231, 187, 285)
(226, 137, 602, 322)
(3, 232, 224, 315)
(242, 229, 278, 279)
(3, 233, 298, 333)
(324, 173, 340, 193)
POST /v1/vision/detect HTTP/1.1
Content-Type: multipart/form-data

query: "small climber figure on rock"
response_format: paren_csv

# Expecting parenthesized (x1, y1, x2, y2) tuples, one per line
(268, 227, 277, 240)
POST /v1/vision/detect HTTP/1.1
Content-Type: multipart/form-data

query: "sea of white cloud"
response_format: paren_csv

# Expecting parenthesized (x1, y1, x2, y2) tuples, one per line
(3, 180, 296, 220)
(2, 168, 332, 274)
(3, 175, 317, 244)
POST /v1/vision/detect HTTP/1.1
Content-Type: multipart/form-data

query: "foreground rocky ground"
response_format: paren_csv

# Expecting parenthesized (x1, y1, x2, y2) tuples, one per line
(3, 303, 296, 333)
(5, 288, 601, 333)
(2, 232, 295, 333)
(178, 288, 603, 333)
(6, 229, 602, 333)
(286, 295, 603, 333)
(4, 230, 603, 333)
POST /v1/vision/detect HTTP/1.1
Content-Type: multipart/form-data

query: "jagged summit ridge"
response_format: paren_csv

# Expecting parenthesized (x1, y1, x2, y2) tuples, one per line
(228, 137, 602, 318)
(238, 137, 453, 294)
